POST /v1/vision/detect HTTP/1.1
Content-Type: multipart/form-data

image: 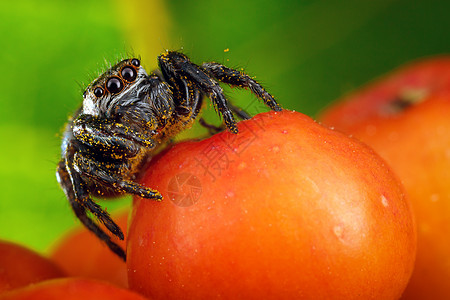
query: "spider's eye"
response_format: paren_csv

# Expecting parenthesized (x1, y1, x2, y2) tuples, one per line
(93, 87, 104, 98)
(121, 66, 137, 82)
(131, 58, 140, 67)
(106, 77, 123, 94)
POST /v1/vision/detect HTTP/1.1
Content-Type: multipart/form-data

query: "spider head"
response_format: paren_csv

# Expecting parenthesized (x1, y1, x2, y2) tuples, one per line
(82, 58, 148, 116)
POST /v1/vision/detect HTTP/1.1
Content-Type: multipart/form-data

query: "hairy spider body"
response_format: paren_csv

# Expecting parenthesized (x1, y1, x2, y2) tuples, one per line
(57, 51, 281, 260)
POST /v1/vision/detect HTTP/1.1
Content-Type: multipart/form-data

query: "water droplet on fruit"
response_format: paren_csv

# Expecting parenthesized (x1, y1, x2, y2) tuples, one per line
(237, 162, 247, 170)
(430, 194, 440, 202)
(271, 145, 280, 153)
(333, 225, 344, 239)
(226, 190, 235, 198)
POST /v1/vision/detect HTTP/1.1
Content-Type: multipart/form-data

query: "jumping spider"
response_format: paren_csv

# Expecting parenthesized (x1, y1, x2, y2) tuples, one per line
(57, 51, 282, 261)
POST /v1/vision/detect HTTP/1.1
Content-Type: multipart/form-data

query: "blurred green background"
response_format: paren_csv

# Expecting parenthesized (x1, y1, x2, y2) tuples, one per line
(1, 0, 449, 254)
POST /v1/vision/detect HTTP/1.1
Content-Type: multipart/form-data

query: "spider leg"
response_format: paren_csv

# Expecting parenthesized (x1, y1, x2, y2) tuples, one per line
(159, 51, 239, 133)
(199, 117, 225, 135)
(64, 148, 125, 240)
(72, 114, 161, 209)
(74, 114, 155, 151)
(198, 95, 250, 135)
(73, 152, 162, 200)
(227, 102, 251, 120)
(198, 103, 250, 135)
(201, 62, 282, 112)
(57, 158, 126, 261)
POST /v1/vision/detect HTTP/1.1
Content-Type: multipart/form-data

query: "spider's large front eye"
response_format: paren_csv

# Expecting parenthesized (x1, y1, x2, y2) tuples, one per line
(106, 77, 123, 94)
(93, 87, 104, 98)
(131, 58, 140, 67)
(121, 66, 137, 82)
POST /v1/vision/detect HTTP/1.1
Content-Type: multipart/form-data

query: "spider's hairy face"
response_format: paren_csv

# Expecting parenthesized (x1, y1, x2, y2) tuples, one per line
(82, 58, 148, 117)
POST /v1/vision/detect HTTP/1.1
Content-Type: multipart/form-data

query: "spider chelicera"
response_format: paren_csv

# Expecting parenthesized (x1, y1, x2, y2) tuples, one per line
(56, 51, 282, 260)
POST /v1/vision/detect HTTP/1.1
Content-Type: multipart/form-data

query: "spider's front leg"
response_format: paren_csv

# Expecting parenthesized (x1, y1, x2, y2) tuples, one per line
(73, 152, 162, 199)
(58, 115, 162, 260)
(73, 114, 156, 150)
(72, 114, 162, 199)
(57, 151, 127, 260)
